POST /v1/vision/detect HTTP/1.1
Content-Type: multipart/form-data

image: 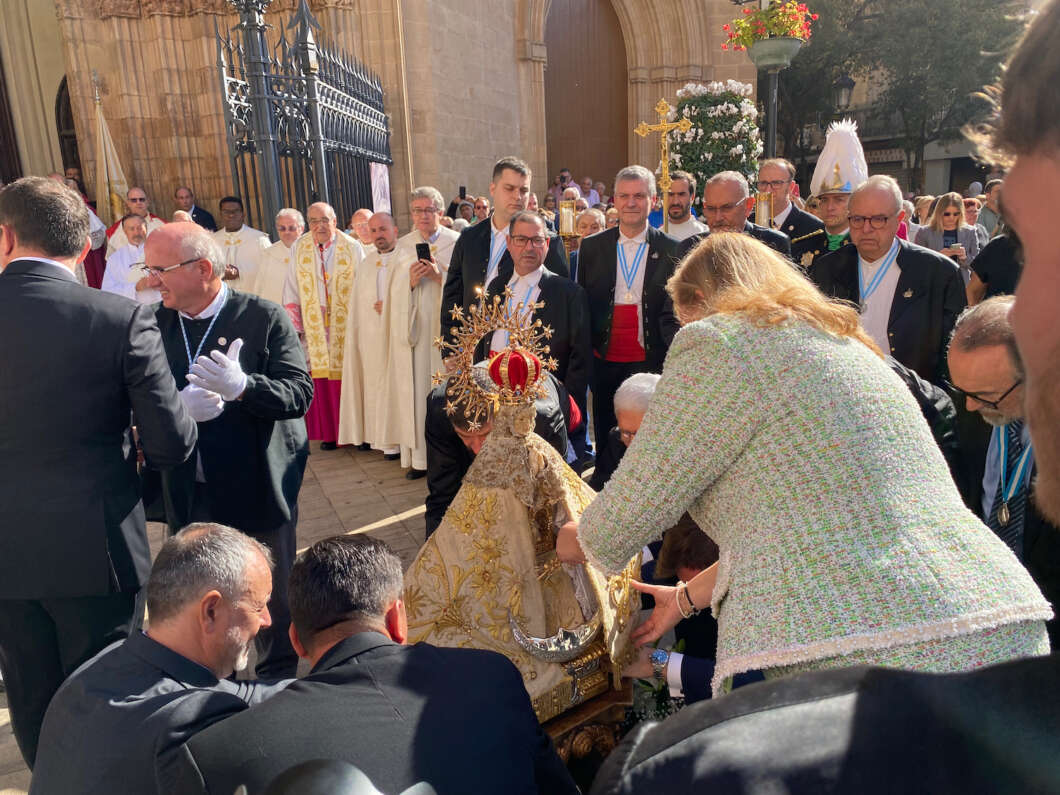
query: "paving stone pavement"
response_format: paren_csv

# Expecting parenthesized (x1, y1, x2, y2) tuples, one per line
(0, 443, 428, 793)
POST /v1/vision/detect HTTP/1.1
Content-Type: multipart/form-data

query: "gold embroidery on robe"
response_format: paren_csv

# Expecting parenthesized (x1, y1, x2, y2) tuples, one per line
(294, 232, 357, 380)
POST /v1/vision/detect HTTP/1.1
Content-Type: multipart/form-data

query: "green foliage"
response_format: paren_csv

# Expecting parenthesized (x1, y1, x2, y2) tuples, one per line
(669, 81, 763, 208)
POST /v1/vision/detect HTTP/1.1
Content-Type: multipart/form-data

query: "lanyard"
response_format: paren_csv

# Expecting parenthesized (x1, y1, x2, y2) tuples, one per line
(499, 280, 536, 348)
(486, 229, 507, 286)
(858, 240, 899, 308)
(997, 425, 1033, 504)
(178, 286, 228, 370)
(318, 243, 332, 331)
(617, 239, 648, 295)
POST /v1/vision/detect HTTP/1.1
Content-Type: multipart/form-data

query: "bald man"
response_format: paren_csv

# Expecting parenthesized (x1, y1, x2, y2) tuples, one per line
(284, 202, 365, 449)
(338, 212, 401, 457)
(105, 187, 164, 260)
(348, 208, 374, 248)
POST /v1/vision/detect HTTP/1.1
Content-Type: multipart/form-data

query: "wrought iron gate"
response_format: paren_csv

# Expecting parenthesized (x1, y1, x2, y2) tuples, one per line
(216, 0, 392, 230)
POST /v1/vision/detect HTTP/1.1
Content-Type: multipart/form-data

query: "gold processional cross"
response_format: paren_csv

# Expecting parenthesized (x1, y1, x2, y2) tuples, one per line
(634, 98, 692, 235)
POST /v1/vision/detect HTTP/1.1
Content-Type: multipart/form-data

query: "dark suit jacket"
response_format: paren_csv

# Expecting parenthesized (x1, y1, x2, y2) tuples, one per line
(0, 259, 196, 599)
(776, 206, 826, 266)
(482, 268, 592, 413)
(808, 239, 966, 384)
(30, 631, 285, 795)
(441, 216, 569, 341)
(425, 375, 569, 537)
(161, 633, 578, 795)
(677, 221, 792, 260)
(190, 205, 217, 232)
(577, 226, 680, 371)
(591, 658, 1060, 794)
(153, 289, 313, 535)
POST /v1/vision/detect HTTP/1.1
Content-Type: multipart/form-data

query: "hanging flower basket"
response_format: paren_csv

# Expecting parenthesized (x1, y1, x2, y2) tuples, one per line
(747, 37, 804, 70)
(722, 1, 818, 52)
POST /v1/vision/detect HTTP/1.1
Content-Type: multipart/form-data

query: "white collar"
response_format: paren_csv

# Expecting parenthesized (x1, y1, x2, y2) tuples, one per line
(180, 284, 227, 320)
(491, 217, 509, 238)
(508, 263, 546, 289)
(618, 223, 649, 244)
(859, 237, 900, 268)
(773, 201, 793, 227)
(222, 225, 247, 236)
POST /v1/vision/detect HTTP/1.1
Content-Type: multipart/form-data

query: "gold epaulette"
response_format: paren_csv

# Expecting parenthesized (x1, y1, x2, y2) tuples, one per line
(790, 228, 826, 244)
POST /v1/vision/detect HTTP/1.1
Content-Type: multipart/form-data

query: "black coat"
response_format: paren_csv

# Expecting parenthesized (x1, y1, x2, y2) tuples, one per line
(482, 268, 592, 414)
(425, 374, 569, 537)
(190, 205, 217, 232)
(31, 632, 284, 795)
(809, 239, 967, 384)
(440, 217, 569, 341)
(153, 289, 313, 535)
(678, 221, 792, 261)
(776, 205, 827, 266)
(0, 259, 196, 599)
(160, 633, 578, 795)
(591, 658, 1060, 794)
(577, 226, 680, 371)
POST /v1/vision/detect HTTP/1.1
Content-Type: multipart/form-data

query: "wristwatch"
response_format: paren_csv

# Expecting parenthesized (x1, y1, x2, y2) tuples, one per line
(649, 648, 670, 683)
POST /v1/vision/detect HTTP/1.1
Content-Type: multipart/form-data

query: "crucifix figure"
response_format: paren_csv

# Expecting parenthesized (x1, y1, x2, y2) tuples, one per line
(634, 98, 692, 234)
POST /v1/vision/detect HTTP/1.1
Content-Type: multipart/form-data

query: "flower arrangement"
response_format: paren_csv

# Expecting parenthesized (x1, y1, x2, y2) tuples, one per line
(722, 1, 818, 52)
(668, 81, 763, 201)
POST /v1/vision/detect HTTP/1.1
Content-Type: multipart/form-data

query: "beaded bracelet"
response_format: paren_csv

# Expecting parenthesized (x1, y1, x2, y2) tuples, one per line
(676, 581, 700, 619)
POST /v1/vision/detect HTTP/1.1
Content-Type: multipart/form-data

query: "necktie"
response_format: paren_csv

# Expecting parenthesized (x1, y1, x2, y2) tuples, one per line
(826, 232, 847, 251)
(987, 420, 1027, 557)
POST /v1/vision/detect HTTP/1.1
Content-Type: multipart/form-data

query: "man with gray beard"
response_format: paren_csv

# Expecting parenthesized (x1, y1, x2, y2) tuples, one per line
(31, 524, 288, 795)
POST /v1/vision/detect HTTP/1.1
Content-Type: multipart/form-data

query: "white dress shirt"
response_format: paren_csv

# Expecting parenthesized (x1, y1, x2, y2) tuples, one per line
(486, 219, 510, 287)
(858, 238, 901, 352)
(772, 201, 793, 229)
(100, 243, 161, 304)
(490, 264, 546, 352)
(664, 216, 709, 242)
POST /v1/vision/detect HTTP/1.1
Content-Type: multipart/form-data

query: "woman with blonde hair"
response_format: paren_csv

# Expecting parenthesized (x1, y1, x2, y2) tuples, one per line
(555, 232, 1050, 696)
(915, 191, 981, 278)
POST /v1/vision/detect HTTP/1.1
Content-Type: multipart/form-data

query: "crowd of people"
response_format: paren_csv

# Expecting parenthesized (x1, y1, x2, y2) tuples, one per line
(0, 1, 1058, 791)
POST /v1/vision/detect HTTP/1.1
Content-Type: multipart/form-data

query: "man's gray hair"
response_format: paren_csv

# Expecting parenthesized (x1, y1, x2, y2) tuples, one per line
(146, 523, 273, 624)
(615, 165, 657, 198)
(289, 535, 403, 640)
(851, 175, 904, 214)
(949, 295, 1023, 376)
(576, 208, 606, 231)
(410, 186, 444, 210)
(177, 224, 226, 279)
(508, 209, 545, 234)
(275, 208, 305, 227)
(613, 372, 662, 415)
(704, 171, 750, 199)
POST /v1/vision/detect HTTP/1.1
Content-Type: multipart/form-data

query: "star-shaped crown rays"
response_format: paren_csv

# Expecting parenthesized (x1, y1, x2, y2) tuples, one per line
(432, 286, 557, 430)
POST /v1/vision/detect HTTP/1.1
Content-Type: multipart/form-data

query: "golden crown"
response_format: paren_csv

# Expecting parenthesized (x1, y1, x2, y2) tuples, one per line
(432, 287, 558, 431)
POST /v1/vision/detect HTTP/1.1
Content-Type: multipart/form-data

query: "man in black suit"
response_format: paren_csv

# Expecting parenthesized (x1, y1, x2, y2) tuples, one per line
(160, 535, 578, 795)
(32, 524, 288, 795)
(758, 158, 826, 267)
(0, 177, 197, 767)
(174, 186, 217, 231)
(578, 165, 680, 444)
(676, 171, 792, 261)
(483, 211, 590, 416)
(440, 156, 568, 344)
(425, 371, 570, 537)
(809, 175, 966, 385)
(145, 222, 314, 678)
(947, 297, 1060, 646)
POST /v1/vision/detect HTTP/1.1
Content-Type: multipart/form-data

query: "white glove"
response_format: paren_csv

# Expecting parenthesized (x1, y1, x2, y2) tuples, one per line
(187, 338, 248, 402)
(179, 384, 225, 423)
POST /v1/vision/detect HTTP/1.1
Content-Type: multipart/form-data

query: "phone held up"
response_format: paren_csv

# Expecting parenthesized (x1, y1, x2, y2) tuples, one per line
(415, 242, 432, 262)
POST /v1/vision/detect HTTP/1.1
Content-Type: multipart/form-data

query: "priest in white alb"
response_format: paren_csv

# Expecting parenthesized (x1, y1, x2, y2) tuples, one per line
(338, 212, 403, 458)
(255, 208, 304, 305)
(381, 187, 460, 478)
(99, 214, 160, 304)
(213, 196, 270, 293)
(283, 202, 363, 450)
(104, 186, 164, 260)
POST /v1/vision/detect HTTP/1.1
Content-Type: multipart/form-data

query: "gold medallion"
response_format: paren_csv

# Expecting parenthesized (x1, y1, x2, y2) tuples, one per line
(998, 501, 1010, 527)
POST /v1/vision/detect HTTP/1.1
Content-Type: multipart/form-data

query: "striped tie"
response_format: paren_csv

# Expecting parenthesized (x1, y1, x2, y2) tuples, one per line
(987, 420, 1027, 558)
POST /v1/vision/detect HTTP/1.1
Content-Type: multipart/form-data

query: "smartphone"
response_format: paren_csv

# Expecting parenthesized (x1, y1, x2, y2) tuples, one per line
(416, 242, 432, 262)
(459, 186, 466, 199)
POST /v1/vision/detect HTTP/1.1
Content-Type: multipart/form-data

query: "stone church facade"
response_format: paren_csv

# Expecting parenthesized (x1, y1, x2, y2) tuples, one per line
(1, 0, 755, 228)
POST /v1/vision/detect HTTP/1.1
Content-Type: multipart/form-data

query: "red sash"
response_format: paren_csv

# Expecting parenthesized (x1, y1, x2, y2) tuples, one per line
(605, 304, 645, 362)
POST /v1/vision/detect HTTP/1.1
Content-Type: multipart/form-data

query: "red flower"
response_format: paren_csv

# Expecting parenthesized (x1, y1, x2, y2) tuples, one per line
(811, 13, 819, 19)
(721, 43, 729, 50)
(744, 7, 752, 13)
(722, 23, 729, 30)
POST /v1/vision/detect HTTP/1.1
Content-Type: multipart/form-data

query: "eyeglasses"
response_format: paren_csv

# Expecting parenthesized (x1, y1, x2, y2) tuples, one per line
(307, 218, 333, 226)
(848, 214, 892, 229)
(140, 257, 202, 278)
(127, 197, 147, 203)
(757, 180, 791, 190)
(410, 208, 439, 216)
(945, 377, 1023, 410)
(510, 235, 547, 248)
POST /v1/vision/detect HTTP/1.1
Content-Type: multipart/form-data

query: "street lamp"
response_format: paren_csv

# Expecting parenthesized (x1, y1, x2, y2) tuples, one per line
(832, 74, 855, 112)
